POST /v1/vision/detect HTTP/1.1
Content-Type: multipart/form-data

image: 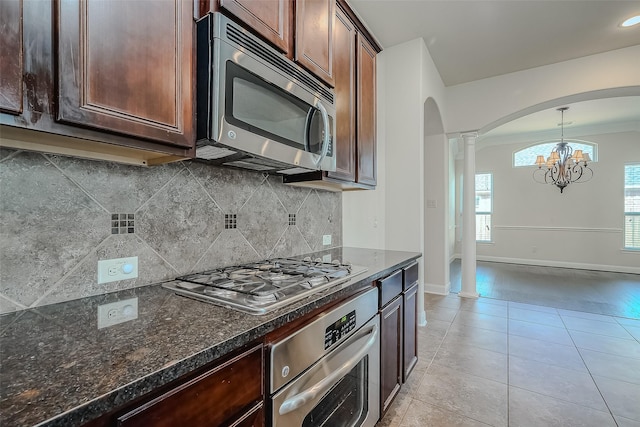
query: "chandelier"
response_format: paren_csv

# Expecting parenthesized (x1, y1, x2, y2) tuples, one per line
(533, 107, 593, 193)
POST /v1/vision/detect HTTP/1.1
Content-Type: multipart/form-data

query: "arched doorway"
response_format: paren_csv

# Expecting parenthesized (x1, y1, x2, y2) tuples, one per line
(421, 97, 449, 323)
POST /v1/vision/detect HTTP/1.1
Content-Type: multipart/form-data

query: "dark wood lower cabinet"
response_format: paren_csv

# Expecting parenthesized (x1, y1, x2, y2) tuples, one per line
(110, 345, 264, 427)
(403, 282, 419, 382)
(380, 295, 403, 414)
(378, 261, 420, 416)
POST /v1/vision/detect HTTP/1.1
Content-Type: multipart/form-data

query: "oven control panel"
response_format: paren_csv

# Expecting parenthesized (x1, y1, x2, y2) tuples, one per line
(324, 310, 356, 350)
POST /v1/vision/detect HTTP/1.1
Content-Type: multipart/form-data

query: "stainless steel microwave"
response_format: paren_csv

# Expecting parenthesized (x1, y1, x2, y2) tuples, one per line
(195, 13, 336, 174)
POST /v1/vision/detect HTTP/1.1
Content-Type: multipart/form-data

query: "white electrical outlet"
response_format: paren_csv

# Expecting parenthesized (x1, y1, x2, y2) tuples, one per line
(322, 234, 332, 246)
(98, 257, 138, 284)
(322, 254, 332, 263)
(97, 298, 138, 329)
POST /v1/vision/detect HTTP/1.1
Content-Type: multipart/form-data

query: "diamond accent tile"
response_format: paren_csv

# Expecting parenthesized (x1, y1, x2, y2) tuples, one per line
(297, 191, 329, 251)
(268, 175, 311, 213)
(0, 294, 24, 314)
(136, 169, 223, 274)
(320, 191, 342, 247)
(238, 183, 288, 258)
(0, 151, 109, 307)
(189, 162, 265, 213)
(47, 155, 185, 212)
(0, 147, 19, 162)
(192, 229, 261, 272)
(269, 226, 313, 259)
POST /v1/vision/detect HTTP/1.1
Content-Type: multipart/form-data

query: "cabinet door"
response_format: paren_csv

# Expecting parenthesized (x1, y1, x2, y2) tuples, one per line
(326, 6, 355, 182)
(57, 0, 194, 148)
(219, 0, 291, 54)
(295, 0, 335, 86)
(116, 345, 263, 427)
(380, 295, 403, 414)
(403, 282, 419, 382)
(356, 33, 376, 186)
(0, 0, 23, 114)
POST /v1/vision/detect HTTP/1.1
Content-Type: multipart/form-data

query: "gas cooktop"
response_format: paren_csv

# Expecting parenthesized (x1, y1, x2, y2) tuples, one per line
(162, 257, 368, 315)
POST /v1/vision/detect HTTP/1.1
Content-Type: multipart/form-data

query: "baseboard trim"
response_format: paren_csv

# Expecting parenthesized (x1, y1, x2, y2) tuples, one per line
(418, 310, 427, 327)
(424, 281, 450, 295)
(476, 255, 640, 275)
(458, 291, 480, 299)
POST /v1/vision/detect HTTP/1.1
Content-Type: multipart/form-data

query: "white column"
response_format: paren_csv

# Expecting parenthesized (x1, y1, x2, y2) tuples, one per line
(460, 132, 479, 298)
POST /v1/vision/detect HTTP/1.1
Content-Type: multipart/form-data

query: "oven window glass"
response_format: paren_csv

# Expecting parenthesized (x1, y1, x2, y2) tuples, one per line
(302, 357, 368, 427)
(226, 62, 324, 155)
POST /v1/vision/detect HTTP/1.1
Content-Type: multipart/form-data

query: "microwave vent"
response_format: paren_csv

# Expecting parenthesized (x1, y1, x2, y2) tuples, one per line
(226, 25, 334, 105)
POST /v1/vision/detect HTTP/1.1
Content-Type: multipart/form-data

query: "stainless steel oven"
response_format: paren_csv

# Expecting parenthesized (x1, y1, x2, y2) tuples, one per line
(269, 288, 380, 427)
(195, 12, 336, 174)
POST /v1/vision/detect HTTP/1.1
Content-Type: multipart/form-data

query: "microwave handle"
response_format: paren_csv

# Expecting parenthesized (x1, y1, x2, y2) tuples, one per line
(278, 323, 378, 415)
(313, 100, 331, 166)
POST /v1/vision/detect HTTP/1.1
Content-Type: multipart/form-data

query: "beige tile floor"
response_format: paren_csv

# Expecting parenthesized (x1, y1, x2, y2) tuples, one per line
(378, 293, 640, 427)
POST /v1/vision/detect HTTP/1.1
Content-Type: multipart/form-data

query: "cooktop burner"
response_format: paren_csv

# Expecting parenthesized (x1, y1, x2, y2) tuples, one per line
(162, 257, 367, 314)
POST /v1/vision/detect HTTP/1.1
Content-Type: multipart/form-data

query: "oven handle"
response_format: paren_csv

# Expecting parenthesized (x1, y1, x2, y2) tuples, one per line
(313, 100, 331, 166)
(278, 323, 379, 415)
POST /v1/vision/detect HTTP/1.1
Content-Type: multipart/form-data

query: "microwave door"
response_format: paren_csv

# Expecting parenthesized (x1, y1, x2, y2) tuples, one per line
(305, 102, 331, 166)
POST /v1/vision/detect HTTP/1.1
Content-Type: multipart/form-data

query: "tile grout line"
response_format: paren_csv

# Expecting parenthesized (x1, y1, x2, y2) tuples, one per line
(506, 301, 510, 427)
(559, 308, 620, 426)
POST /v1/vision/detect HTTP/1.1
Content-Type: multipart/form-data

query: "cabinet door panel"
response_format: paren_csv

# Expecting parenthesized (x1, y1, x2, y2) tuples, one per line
(220, 0, 291, 53)
(57, 0, 193, 148)
(117, 345, 263, 427)
(326, 7, 355, 181)
(380, 296, 402, 414)
(403, 283, 419, 382)
(356, 33, 376, 186)
(295, 0, 335, 86)
(0, 0, 23, 114)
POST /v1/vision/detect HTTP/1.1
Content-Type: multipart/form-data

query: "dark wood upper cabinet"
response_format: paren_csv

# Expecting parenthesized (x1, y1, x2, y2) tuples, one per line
(282, 0, 379, 191)
(356, 32, 376, 186)
(219, 0, 291, 54)
(0, 0, 23, 115)
(294, 0, 335, 87)
(326, 6, 355, 182)
(57, 0, 194, 148)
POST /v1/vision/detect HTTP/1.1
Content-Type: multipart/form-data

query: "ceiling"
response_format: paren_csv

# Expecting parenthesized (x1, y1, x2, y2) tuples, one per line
(347, 0, 640, 140)
(347, 0, 640, 87)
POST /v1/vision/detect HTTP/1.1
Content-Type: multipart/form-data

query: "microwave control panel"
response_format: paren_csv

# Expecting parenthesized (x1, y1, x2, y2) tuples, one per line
(324, 310, 356, 350)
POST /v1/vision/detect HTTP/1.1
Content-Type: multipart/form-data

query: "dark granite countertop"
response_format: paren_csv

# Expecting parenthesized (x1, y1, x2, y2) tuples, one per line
(0, 247, 420, 427)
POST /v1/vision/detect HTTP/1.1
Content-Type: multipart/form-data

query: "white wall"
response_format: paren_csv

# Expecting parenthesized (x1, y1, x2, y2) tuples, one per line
(469, 130, 640, 273)
(445, 45, 640, 134)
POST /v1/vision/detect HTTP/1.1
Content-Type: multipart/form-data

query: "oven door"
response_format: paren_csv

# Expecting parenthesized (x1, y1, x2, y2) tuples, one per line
(271, 315, 380, 427)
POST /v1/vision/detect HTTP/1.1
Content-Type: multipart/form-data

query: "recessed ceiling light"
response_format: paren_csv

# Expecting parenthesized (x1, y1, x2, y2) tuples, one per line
(621, 15, 640, 27)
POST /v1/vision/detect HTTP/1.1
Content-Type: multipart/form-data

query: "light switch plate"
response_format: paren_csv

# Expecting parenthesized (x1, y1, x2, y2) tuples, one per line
(322, 235, 332, 246)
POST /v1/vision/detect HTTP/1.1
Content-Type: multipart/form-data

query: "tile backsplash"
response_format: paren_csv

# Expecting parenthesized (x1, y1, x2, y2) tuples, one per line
(0, 148, 342, 314)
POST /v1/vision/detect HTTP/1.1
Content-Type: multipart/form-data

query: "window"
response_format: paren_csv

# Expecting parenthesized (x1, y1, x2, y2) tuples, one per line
(625, 164, 640, 249)
(514, 140, 597, 167)
(475, 173, 492, 242)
